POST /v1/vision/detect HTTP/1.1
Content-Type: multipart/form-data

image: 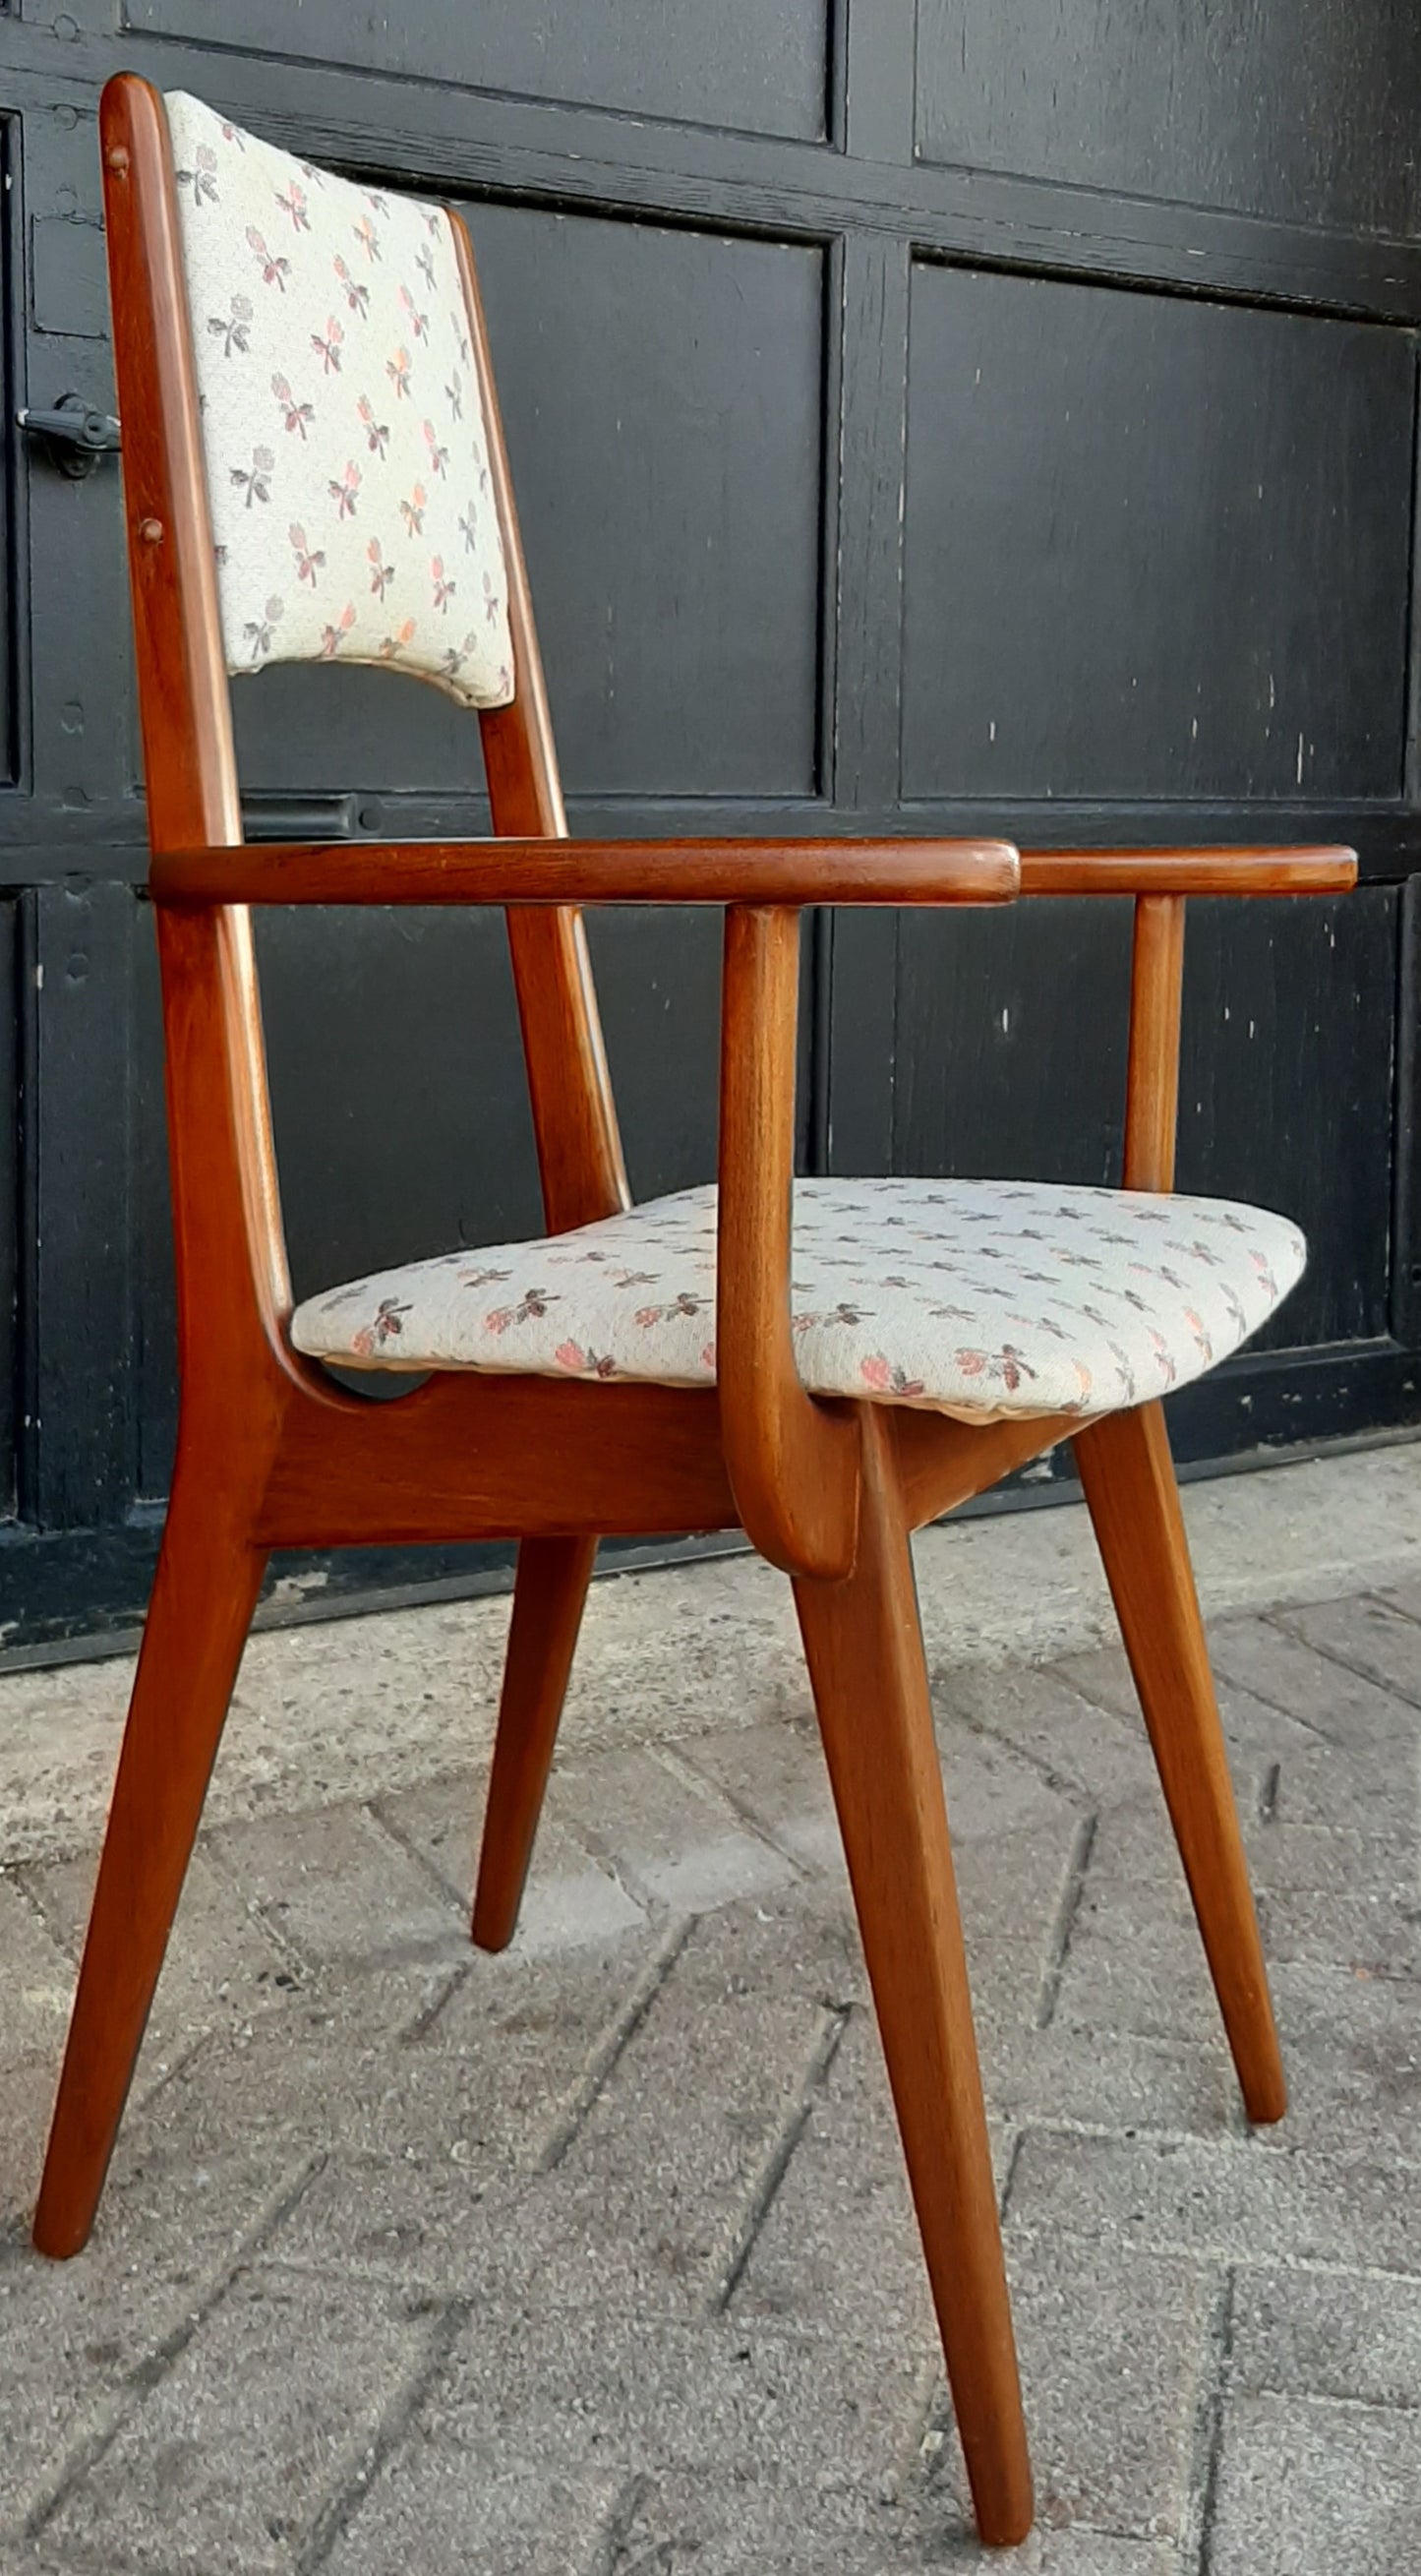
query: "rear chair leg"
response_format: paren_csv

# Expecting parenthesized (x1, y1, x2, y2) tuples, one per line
(1073, 1400, 1286, 2124)
(32, 1469, 267, 2258)
(794, 1408, 1034, 2548)
(472, 1533, 597, 1951)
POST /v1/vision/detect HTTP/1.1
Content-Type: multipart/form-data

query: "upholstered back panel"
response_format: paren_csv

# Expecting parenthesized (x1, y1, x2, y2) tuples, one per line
(163, 91, 514, 710)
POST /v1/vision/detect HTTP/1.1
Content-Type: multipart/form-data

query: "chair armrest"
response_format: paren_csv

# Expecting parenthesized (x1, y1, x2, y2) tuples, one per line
(151, 835, 1020, 909)
(1020, 846, 1356, 896)
(716, 905, 860, 1582)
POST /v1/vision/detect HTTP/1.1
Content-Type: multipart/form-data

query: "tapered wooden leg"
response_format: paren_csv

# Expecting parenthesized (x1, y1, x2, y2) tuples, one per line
(32, 1474, 266, 2258)
(472, 1533, 597, 1951)
(794, 1408, 1033, 2548)
(1073, 1400, 1286, 2124)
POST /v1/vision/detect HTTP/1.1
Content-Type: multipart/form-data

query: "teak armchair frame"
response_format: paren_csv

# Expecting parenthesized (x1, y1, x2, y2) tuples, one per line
(33, 73, 1357, 2551)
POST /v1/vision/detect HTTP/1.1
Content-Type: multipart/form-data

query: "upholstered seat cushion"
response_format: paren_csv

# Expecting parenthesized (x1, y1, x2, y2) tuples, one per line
(290, 1177, 1305, 1422)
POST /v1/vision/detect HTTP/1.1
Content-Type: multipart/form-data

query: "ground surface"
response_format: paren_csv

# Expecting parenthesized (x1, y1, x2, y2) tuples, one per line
(1, 1444, 1419, 2573)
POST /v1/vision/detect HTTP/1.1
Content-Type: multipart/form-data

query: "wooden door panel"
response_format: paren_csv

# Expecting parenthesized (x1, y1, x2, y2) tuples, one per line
(902, 264, 1414, 804)
(123, 0, 832, 142)
(917, 0, 1421, 235)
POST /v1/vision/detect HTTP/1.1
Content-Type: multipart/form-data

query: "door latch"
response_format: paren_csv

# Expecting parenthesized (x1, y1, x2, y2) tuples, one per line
(16, 390, 122, 478)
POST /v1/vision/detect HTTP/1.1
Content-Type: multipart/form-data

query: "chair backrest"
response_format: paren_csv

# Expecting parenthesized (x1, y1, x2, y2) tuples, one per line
(164, 90, 514, 709)
(100, 75, 627, 1370)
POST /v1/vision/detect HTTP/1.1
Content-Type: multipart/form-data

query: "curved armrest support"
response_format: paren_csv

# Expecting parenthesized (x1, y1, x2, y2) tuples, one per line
(716, 906, 860, 1580)
(152, 835, 1020, 909)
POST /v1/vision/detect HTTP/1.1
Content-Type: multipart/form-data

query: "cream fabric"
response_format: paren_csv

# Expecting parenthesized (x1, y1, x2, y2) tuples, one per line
(290, 1177, 1306, 1422)
(164, 90, 513, 709)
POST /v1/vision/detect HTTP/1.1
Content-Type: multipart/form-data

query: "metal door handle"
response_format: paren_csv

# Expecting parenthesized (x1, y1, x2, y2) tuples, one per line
(17, 392, 122, 478)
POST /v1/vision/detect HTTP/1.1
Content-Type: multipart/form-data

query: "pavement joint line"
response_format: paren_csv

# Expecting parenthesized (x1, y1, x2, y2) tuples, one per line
(584, 2469, 655, 2576)
(396, 1953, 473, 2045)
(1179, 2264, 1234, 2576)
(1003, 2109, 1421, 2162)
(363, 1785, 477, 1918)
(1374, 1587, 1421, 1635)
(706, 1997, 852, 2316)
(128, 2024, 214, 2120)
(1005, 2215, 1421, 2280)
(1257, 1608, 1421, 1717)
(20, 2147, 326, 2545)
(1214, 1660, 1336, 1751)
(6, 1863, 82, 1966)
(933, 1687, 1102, 1807)
(1033, 1809, 1099, 2030)
(995, 2125, 1026, 2222)
(655, 1736, 814, 1881)
(196, 1827, 322, 1983)
(295, 2291, 469, 2575)
(534, 1914, 695, 2175)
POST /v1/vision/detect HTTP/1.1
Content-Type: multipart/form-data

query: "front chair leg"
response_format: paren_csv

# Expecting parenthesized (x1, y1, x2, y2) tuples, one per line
(32, 1468, 267, 2259)
(794, 1407, 1034, 2548)
(1073, 1400, 1286, 2124)
(472, 1533, 597, 1951)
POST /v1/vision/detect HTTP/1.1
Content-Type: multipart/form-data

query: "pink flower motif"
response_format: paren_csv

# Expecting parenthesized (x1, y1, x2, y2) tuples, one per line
(333, 254, 370, 318)
(318, 600, 356, 657)
(289, 522, 325, 585)
(246, 224, 290, 290)
(327, 459, 361, 519)
(311, 315, 343, 374)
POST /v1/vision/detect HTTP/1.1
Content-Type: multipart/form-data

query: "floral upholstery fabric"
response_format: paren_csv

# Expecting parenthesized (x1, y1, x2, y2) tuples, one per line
(290, 1178, 1306, 1423)
(164, 90, 513, 709)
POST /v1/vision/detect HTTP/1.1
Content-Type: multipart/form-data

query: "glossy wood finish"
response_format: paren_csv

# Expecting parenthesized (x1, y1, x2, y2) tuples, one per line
(472, 1534, 599, 1951)
(891, 1407, 1082, 1531)
(794, 1407, 1033, 2546)
(1123, 894, 1186, 1193)
(32, 1452, 269, 2257)
(1018, 847, 1356, 897)
(1072, 1402, 1286, 2123)
(717, 907, 860, 1578)
(255, 1373, 737, 1548)
(151, 836, 1023, 910)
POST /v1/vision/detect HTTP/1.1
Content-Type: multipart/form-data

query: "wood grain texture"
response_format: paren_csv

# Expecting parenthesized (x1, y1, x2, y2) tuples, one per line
(1122, 893, 1186, 1193)
(1020, 847, 1356, 897)
(150, 836, 1024, 909)
(254, 1373, 738, 1547)
(472, 1534, 598, 1950)
(794, 1406, 1033, 2546)
(891, 1407, 1081, 1530)
(31, 1451, 269, 2257)
(1072, 1401, 1286, 2125)
(716, 906, 860, 1578)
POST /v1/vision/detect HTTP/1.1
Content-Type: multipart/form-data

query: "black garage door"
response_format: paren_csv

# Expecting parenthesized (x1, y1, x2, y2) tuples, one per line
(2, 4, 1419, 1654)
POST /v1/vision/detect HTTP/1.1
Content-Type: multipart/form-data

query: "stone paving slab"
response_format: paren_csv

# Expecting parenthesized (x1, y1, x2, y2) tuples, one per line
(2, 1497, 1421, 2572)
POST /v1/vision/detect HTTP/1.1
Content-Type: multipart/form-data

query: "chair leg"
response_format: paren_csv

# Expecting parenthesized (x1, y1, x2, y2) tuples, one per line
(472, 1534, 597, 1952)
(1072, 1401, 1286, 2124)
(794, 1408, 1033, 2549)
(32, 1471, 266, 2259)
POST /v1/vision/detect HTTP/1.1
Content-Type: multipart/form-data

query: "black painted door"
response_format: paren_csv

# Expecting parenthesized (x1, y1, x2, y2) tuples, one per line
(2, 3, 1419, 1654)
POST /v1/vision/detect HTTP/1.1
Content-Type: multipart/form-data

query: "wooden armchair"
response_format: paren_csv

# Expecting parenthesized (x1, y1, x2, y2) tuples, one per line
(33, 72, 1355, 2550)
